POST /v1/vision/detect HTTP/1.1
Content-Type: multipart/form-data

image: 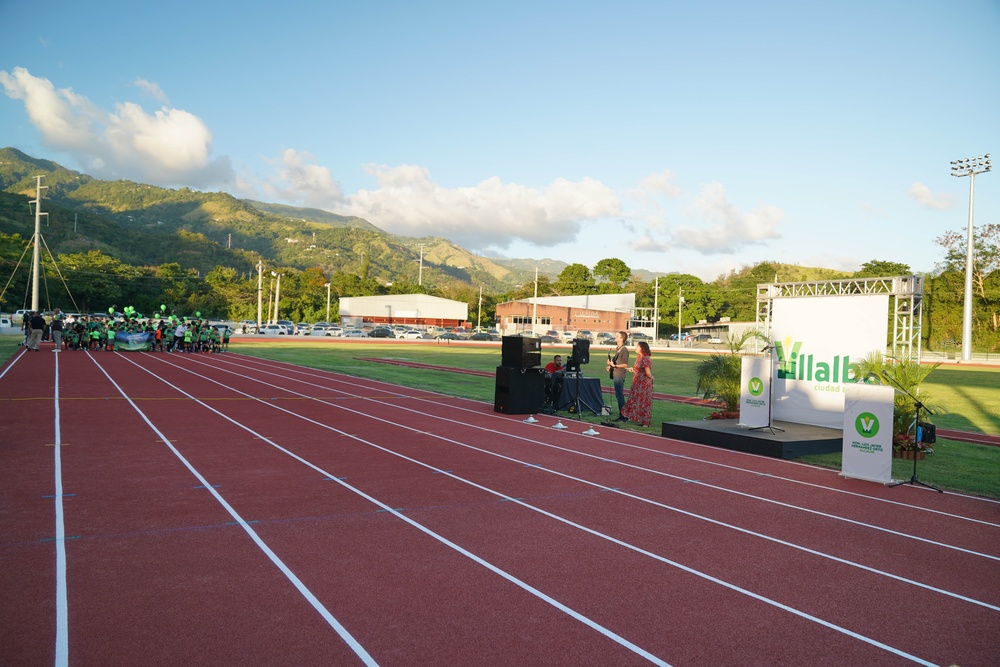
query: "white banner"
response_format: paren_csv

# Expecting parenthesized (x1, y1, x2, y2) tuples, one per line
(739, 356, 771, 428)
(841, 384, 894, 484)
(771, 295, 889, 428)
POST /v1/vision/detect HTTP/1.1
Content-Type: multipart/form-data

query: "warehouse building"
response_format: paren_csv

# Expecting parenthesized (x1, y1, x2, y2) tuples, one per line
(339, 294, 468, 328)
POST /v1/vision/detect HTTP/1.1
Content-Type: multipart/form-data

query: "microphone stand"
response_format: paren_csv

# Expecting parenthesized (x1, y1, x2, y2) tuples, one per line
(750, 345, 784, 434)
(879, 371, 942, 493)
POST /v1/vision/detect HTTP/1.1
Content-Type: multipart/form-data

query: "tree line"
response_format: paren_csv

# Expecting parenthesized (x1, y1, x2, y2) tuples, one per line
(2, 228, 998, 353)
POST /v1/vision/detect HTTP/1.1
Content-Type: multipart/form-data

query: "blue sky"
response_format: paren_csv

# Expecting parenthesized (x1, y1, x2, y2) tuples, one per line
(2, 1, 998, 281)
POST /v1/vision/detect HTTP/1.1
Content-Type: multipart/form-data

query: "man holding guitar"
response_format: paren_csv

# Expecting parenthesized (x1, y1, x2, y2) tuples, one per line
(606, 331, 630, 421)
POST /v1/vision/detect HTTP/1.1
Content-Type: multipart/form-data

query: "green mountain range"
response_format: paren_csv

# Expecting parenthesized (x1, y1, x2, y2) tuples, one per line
(0, 147, 568, 292)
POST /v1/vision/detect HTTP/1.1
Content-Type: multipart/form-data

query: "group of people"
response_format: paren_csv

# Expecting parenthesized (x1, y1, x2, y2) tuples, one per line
(19, 310, 231, 354)
(540, 331, 655, 427)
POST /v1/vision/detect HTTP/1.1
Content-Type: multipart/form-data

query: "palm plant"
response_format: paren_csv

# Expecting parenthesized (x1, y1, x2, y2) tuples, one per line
(852, 351, 942, 451)
(695, 329, 766, 416)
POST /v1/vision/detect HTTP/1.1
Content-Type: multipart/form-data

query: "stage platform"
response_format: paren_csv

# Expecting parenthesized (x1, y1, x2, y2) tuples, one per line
(660, 419, 843, 460)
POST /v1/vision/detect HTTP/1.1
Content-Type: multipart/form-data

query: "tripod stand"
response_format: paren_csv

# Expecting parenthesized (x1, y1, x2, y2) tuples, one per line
(750, 346, 784, 434)
(882, 372, 942, 493)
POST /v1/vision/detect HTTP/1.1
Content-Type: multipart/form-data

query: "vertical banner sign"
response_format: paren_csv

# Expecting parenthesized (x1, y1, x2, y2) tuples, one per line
(771, 294, 889, 428)
(841, 384, 894, 484)
(739, 356, 770, 428)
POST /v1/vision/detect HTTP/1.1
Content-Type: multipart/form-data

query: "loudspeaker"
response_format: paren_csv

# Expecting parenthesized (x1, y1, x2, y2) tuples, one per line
(501, 335, 541, 368)
(571, 338, 590, 365)
(494, 366, 544, 414)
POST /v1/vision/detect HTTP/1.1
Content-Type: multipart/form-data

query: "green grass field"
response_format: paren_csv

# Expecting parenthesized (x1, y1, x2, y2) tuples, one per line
(3, 335, 997, 498)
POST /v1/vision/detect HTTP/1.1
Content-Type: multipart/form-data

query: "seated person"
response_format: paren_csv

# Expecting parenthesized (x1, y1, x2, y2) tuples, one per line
(544, 355, 563, 374)
(543, 355, 564, 409)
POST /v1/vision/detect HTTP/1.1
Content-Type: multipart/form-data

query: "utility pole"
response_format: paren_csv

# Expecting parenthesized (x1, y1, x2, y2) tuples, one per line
(653, 277, 659, 343)
(415, 243, 426, 286)
(678, 288, 685, 344)
(28, 176, 48, 311)
(325, 282, 332, 323)
(477, 285, 483, 330)
(272, 272, 282, 323)
(256, 261, 263, 332)
(532, 267, 539, 335)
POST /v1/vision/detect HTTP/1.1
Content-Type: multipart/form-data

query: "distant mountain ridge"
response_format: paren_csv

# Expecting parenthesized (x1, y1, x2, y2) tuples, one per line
(0, 147, 571, 291)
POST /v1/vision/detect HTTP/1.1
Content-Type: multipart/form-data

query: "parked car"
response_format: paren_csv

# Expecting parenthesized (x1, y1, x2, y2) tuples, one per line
(258, 324, 289, 335)
(294, 323, 311, 335)
(308, 327, 329, 337)
(400, 329, 427, 340)
(341, 329, 368, 338)
(324, 326, 344, 337)
(629, 332, 652, 342)
(693, 334, 711, 342)
(708, 336, 724, 344)
(468, 332, 492, 341)
(539, 335, 560, 344)
(596, 332, 615, 344)
(368, 327, 395, 338)
(576, 330, 594, 342)
(436, 332, 460, 340)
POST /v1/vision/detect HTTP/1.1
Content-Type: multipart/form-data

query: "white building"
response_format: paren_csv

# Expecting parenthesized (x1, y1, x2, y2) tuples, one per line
(339, 294, 468, 328)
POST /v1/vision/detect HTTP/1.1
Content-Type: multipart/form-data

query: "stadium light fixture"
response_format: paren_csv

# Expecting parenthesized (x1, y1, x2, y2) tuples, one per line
(950, 153, 991, 362)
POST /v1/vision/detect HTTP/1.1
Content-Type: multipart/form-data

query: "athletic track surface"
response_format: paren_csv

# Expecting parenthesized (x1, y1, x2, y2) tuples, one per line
(1, 346, 998, 666)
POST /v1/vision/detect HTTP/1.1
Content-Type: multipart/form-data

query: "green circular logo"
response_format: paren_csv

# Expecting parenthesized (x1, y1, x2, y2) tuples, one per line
(855, 412, 880, 437)
(748, 377, 764, 396)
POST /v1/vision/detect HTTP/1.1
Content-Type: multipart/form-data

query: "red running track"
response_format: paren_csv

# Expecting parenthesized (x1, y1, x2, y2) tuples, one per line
(1, 346, 999, 666)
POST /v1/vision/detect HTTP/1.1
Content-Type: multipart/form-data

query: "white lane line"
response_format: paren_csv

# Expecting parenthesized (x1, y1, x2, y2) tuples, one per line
(183, 352, 1000, 611)
(53, 351, 69, 667)
(109, 352, 672, 666)
(209, 354, 1000, 565)
(84, 354, 379, 667)
(230, 352, 1000, 522)
(143, 353, 943, 666)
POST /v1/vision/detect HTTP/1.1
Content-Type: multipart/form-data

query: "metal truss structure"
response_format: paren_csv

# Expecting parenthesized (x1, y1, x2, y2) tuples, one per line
(756, 275, 924, 361)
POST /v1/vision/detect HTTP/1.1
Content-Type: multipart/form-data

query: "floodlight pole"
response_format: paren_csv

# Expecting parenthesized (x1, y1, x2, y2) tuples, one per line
(950, 154, 991, 362)
(678, 288, 684, 343)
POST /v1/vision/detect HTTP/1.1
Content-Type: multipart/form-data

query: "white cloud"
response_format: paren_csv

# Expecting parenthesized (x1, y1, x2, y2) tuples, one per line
(134, 77, 169, 105)
(909, 182, 955, 210)
(0, 67, 231, 187)
(338, 163, 622, 251)
(255, 148, 344, 209)
(673, 182, 783, 253)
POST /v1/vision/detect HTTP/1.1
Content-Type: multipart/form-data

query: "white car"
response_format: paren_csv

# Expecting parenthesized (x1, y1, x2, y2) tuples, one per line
(258, 324, 289, 335)
(324, 326, 343, 337)
(708, 336, 724, 344)
(400, 329, 428, 340)
(294, 323, 311, 335)
(341, 329, 368, 338)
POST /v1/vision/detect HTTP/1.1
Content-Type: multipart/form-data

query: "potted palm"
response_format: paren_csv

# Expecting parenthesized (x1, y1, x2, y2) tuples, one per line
(852, 352, 942, 458)
(696, 329, 766, 419)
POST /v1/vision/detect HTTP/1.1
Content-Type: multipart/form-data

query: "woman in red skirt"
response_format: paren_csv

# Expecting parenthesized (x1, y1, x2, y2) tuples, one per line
(621, 341, 654, 427)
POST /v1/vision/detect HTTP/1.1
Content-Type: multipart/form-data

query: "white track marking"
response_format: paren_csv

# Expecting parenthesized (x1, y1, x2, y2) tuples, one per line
(53, 352, 69, 667)
(127, 353, 951, 665)
(84, 354, 380, 667)
(209, 354, 1000, 562)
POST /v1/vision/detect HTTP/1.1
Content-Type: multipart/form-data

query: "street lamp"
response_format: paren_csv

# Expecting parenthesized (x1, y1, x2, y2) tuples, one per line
(324, 282, 331, 323)
(950, 153, 992, 362)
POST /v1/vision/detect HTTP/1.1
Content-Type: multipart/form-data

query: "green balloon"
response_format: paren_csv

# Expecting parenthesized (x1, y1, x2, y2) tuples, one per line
(160, 304, 166, 311)
(108, 307, 114, 314)
(196, 311, 201, 317)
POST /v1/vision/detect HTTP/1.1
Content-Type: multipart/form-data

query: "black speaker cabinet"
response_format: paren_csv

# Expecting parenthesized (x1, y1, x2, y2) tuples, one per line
(571, 338, 590, 365)
(494, 366, 544, 414)
(501, 335, 541, 369)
